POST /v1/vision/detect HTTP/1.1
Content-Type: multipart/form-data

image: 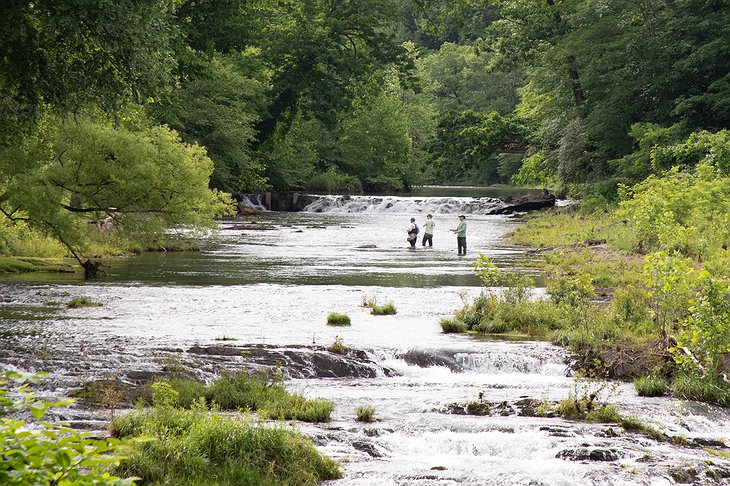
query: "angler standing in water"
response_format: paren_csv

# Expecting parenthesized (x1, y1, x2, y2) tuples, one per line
(422, 214, 434, 247)
(451, 214, 467, 255)
(406, 217, 419, 249)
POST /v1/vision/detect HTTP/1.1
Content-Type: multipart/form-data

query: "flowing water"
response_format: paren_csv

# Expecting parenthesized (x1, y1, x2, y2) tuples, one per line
(0, 195, 728, 485)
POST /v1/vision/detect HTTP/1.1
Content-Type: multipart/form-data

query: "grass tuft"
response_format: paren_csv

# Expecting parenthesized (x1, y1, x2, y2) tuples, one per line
(355, 405, 375, 422)
(326, 313, 351, 326)
(439, 317, 466, 333)
(370, 302, 397, 315)
(634, 375, 668, 397)
(67, 296, 103, 308)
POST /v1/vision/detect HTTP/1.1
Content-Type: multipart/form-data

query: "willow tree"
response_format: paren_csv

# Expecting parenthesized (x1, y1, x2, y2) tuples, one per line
(0, 117, 232, 277)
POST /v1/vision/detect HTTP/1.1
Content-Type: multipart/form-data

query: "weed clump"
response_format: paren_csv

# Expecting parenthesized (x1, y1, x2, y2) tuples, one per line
(439, 317, 466, 333)
(370, 302, 397, 315)
(164, 373, 335, 423)
(330, 335, 347, 355)
(327, 313, 351, 326)
(355, 405, 375, 422)
(67, 296, 103, 308)
(634, 375, 668, 397)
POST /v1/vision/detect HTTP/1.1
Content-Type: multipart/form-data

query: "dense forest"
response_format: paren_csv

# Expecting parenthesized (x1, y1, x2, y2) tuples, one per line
(1, 0, 729, 260)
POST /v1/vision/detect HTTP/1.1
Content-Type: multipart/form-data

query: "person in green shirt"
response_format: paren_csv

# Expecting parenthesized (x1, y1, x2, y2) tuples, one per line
(422, 214, 435, 247)
(451, 214, 467, 255)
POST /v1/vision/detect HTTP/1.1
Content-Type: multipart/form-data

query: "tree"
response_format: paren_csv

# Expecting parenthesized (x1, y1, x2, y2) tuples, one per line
(0, 116, 232, 276)
(0, 0, 176, 141)
(149, 52, 270, 192)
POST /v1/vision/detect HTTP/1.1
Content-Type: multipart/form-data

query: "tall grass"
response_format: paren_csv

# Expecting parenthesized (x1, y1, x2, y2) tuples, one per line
(113, 408, 342, 485)
(168, 373, 335, 423)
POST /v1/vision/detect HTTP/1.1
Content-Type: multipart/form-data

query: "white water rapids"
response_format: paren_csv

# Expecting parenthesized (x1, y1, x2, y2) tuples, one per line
(0, 208, 728, 485)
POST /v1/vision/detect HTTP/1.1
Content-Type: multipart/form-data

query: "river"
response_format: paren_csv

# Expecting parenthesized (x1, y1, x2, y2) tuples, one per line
(1, 194, 728, 485)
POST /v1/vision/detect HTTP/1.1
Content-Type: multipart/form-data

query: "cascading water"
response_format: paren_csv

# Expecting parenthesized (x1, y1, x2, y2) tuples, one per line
(0, 208, 728, 485)
(301, 194, 505, 214)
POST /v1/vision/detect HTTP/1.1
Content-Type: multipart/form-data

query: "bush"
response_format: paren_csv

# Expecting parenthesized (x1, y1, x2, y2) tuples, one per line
(355, 405, 375, 423)
(370, 302, 397, 315)
(326, 313, 351, 326)
(113, 408, 341, 485)
(0, 371, 135, 486)
(634, 375, 668, 397)
(439, 317, 467, 333)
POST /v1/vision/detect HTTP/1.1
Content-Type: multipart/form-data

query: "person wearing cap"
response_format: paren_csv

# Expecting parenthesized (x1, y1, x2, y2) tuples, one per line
(451, 215, 467, 255)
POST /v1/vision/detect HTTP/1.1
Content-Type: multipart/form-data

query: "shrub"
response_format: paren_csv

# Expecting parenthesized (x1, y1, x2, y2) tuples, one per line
(439, 317, 466, 333)
(355, 405, 375, 423)
(326, 313, 351, 326)
(634, 375, 668, 397)
(0, 371, 135, 486)
(370, 302, 397, 315)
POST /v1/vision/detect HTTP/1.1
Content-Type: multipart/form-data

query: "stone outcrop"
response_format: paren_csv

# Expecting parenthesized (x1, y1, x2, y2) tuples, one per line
(488, 190, 556, 214)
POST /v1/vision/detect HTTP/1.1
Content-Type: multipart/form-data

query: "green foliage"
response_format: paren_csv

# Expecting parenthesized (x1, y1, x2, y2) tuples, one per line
(511, 152, 557, 187)
(149, 52, 270, 192)
(673, 276, 730, 376)
(113, 407, 341, 485)
(546, 274, 596, 307)
(1, 117, 234, 267)
(370, 302, 397, 315)
(151, 381, 179, 409)
(430, 110, 525, 184)
(355, 405, 375, 423)
(66, 296, 103, 308)
(643, 251, 697, 342)
(0, 371, 136, 486)
(338, 88, 417, 192)
(671, 373, 730, 407)
(165, 373, 334, 423)
(472, 253, 531, 290)
(326, 313, 351, 327)
(634, 375, 669, 398)
(618, 165, 730, 258)
(0, 0, 176, 139)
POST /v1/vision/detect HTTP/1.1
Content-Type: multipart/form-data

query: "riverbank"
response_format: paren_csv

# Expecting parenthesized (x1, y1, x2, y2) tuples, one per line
(445, 205, 730, 407)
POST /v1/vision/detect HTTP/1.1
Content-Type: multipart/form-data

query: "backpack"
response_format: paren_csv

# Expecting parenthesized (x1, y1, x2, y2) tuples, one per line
(413, 224, 419, 235)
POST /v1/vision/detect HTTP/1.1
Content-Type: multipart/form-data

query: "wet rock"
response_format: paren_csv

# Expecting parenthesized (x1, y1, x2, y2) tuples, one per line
(487, 191, 556, 215)
(401, 349, 462, 371)
(556, 448, 621, 462)
(352, 439, 383, 458)
(363, 428, 380, 437)
(430, 466, 447, 471)
(688, 437, 727, 448)
(69, 378, 151, 405)
(357, 244, 377, 249)
(669, 466, 699, 483)
(539, 426, 574, 437)
(187, 344, 395, 379)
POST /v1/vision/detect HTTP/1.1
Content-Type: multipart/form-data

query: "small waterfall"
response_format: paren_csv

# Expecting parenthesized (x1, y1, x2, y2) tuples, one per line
(237, 194, 267, 211)
(302, 195, 504, 215)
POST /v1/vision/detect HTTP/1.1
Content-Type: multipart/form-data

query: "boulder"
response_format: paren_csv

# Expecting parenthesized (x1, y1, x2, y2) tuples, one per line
(488, 190, 556, 215)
